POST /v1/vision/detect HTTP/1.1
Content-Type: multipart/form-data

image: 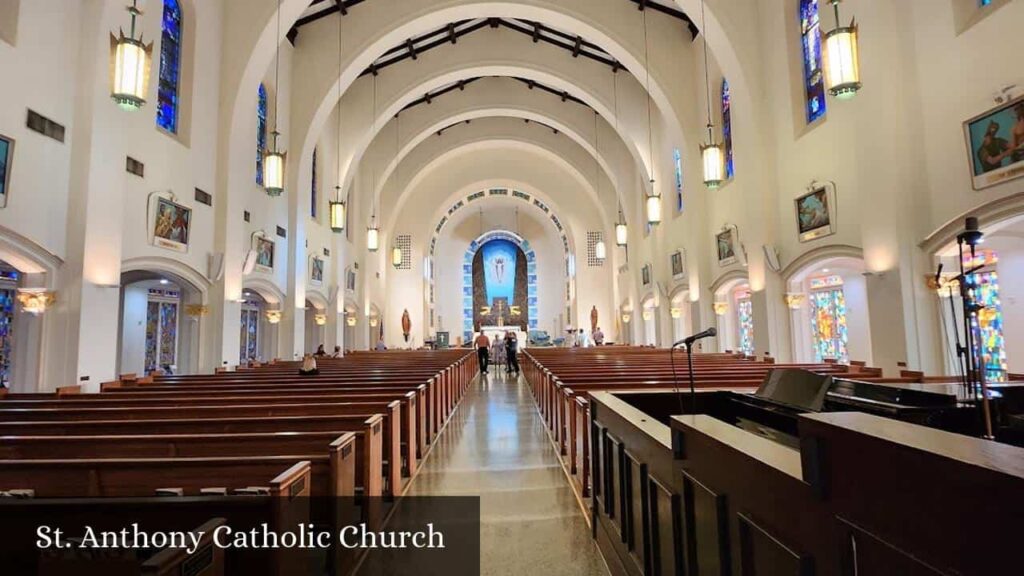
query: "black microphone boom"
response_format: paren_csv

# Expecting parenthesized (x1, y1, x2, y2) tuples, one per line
(672, 327, 718, 348)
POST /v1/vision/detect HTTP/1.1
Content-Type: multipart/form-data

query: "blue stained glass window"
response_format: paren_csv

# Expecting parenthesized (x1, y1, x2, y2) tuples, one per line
(156, 0, 183, 134)
(311, 147, 318, 219)
(737, 295, 754, 356)
(800, 0, 827, 124)
(674, 148, 684, 212)
(980, 0, 992, 5)
(721, 79, 735, 180)
(257, 84, 268, 185)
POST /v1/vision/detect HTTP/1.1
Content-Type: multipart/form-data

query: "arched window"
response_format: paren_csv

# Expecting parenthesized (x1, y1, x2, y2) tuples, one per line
(721, 79, 734, 180)
(799, 0, 827, 124)
(257, 84, 268, 185)
(156, 0, 183, 134)
(311, 147, 318, 219)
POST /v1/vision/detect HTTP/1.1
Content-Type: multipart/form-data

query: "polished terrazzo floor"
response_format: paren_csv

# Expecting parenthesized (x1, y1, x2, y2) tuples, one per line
(406, 368, 609, 576)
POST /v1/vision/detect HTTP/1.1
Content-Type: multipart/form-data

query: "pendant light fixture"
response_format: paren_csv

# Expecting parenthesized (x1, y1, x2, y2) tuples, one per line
(367, 72, 381, 251)
(612, 70, 628, 248)
(391, 244, 403, 269)
(823, 0, 862, 100)
(110, 0, 153, 110)
(698, 0, 725, 189)
(641, 7, 661, 226)
(592, 111, 607, 260)
(329, 8, 346, 232)
(263, 0, 287, 196)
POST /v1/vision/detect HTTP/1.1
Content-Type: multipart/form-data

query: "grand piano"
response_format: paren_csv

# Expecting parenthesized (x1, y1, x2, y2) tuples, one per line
(688, 366, 991, 444)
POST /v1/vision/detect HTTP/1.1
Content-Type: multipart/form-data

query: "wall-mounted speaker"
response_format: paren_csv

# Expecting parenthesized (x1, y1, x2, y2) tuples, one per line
(208, 253, 225, 282)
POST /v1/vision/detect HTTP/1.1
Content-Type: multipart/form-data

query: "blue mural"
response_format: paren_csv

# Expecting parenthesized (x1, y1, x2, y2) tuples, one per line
(463, 231, 538, 342)
(481, 240, 518, 306)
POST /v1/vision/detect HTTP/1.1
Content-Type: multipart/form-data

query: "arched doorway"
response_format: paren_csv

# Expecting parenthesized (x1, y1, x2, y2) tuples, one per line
(712, 275, 753, 355)
(239, 279, 285, 364)
(343, 300, 358, 352)
(785, 254, 872, 365)
(931, 215, 1024, 378)
(618, 300, 633, 345)
(304, 293, 328, 354)
(118, 269, 203, 376)
(669, 287, 691, 345)
(640, 293, 658, 347)
(368, 303, 382, 349)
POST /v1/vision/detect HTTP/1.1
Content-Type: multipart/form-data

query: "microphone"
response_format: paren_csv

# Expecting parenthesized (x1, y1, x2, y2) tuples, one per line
(672, 327, 718, 348)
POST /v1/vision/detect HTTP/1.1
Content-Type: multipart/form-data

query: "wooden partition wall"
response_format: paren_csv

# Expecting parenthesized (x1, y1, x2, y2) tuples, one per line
(589, 390, 1024, 576)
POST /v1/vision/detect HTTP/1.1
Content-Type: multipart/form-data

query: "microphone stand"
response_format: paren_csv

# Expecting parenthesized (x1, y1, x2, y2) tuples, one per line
(686, 341, 697, 409)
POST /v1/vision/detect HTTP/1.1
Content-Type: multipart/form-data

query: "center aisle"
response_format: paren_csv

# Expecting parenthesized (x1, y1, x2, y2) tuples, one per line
(406, 369, 609, 576)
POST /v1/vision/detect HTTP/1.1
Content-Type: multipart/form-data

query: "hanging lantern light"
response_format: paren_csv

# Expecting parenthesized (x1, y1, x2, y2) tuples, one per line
(367, 224, 380, 252)
(594, 239, 607, 260)
(110, 0, 152, 111)
(646, 188, 662, 225)
(615, 222, 628, 247)
(823, 0, 861, 100)
(392, 245, 403, 269)
(329, 8, 346, 233)
(697, 0, 725, 189)
(263, 0, 287, 197)
(701, 131, 725, 189)
(329, 188, 346, 233)
(263, 131, 286, 196)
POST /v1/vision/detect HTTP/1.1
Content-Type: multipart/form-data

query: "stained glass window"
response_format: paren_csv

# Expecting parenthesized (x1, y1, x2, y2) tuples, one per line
(721, 79, 735, 179)
(810, 276, 848, 362)
(240, 308, 260, 363)
(311, 147, 318, 219)
(257, 84, 268, 185)
(800, 0, 827, 124)
(963, 250, 1007, 380)
(144, 293, 179, 373)
(736, 291, 754, 356)
(0, 278, 16, 388)
(156, 0, 182, 134)
(674, 148, 684, 213)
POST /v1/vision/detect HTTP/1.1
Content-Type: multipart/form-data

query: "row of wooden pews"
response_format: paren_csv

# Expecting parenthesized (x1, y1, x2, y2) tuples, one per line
(521, 347, 887, 501)
(0, 349, 477, 575)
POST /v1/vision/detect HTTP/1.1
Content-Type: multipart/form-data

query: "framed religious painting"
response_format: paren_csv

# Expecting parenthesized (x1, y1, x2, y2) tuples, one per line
(151, 197, 191, 253)
(794, 183, 835, 242)
(310, 256, 324, 285)
(964, 94, 1024, 190)
(670, 250, 687, 280)
(0, 133, 13, 208)
(717, 228, 738, 267)
(254, 236, 275, 273)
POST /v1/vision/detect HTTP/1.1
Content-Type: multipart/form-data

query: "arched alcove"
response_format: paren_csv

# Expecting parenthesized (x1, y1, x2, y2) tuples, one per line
(117, 268, 204, 376)
(711, 272, 752, 355)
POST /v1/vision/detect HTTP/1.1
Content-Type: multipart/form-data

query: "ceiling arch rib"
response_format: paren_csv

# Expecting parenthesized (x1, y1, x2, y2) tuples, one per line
(330, 27, 664, 205)
(361, 77, 628, 219)
(286, 0, 697, 221)
(381, 130, 613, 244)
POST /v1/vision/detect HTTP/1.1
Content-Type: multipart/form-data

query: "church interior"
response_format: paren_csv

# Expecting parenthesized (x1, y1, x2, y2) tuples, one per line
(0, 0, 1023, 574)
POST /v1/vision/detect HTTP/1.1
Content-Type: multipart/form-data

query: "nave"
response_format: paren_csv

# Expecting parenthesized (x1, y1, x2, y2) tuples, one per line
(406, 370, 608, 576)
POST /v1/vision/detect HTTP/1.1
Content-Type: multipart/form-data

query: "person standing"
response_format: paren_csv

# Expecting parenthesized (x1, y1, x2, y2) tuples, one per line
(505, 332, 520, 376)
(474, 331, 491, 374)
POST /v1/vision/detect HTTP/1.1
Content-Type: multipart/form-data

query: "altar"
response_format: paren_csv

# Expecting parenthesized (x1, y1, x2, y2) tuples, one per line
(479, 326, 528, 348)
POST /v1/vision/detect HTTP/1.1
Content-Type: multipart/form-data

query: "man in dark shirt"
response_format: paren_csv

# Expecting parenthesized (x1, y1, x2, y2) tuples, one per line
(474, 332, 491, 374)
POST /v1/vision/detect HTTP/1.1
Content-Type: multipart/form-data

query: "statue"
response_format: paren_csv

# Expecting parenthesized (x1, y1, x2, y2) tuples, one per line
(401, 309, 411, 343)
(590, 305, 599, 333)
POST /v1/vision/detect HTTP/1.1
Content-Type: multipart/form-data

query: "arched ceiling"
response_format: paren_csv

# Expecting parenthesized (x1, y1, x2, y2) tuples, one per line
(218, 0, 759, 249)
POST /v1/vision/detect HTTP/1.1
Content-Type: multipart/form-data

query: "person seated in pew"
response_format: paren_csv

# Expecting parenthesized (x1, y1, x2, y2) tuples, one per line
(593, 326, 604, 346)
(332, 345, 342, 358)
(298, 354, 319, 376)
(314, 344, 327, 357)
(375, 338, 388, 352)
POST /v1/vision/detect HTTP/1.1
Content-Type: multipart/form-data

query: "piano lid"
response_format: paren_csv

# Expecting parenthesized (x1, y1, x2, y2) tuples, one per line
(756, 369, 833, 412)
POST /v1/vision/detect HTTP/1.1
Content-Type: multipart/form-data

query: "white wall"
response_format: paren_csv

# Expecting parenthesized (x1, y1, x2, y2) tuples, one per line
(118, 285, 149, 375)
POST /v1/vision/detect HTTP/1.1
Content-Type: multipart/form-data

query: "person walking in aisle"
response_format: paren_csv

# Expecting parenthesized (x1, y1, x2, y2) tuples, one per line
(475, 331, 491, 374)
(505, 331, 520, 376)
